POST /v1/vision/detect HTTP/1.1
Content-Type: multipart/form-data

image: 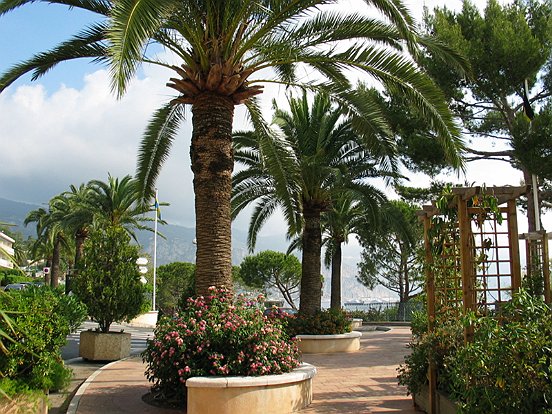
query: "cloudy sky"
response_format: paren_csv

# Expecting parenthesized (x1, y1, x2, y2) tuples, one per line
(1, 0, 534, 242)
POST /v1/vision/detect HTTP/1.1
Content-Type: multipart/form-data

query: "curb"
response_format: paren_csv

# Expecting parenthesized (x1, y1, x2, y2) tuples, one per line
(66, 357, 130, 414)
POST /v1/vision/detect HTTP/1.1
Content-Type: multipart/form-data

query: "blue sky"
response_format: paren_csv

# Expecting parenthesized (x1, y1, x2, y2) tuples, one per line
(0, 4, 99, 92)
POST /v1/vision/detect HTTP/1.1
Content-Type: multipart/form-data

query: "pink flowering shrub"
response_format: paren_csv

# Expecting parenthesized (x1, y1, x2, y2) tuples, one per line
(142, 287, 300, 402)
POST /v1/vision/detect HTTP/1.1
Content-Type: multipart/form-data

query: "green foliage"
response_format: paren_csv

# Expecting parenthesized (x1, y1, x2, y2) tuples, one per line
(238, 251, 301, 309)
(357, 200, 424, 301)
(448, 292, 552, 413)
(398, 315, 464, 396)
(286, 308, 351, 336)
(142, 287, 300, 403)
(399, 291, 552, 413)
(73, 226, 145, 332)
(0, 286, 87, 393)
(0, 271, 32, 286)
(156, 262, 195, 316)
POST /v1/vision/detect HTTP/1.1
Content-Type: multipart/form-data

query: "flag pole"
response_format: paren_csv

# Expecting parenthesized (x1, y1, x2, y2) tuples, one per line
(153, 188, 159, 311)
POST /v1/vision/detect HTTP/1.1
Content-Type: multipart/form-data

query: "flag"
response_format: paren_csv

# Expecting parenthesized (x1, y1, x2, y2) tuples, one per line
(154, 192, 161, 220)
(523, 79, 535, 121)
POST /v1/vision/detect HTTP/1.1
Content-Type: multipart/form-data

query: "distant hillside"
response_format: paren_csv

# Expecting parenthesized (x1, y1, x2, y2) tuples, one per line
(0, 197, 41, 239)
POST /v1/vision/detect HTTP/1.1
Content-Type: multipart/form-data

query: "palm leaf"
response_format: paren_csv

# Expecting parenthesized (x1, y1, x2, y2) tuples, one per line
(136, 102, 186, 202)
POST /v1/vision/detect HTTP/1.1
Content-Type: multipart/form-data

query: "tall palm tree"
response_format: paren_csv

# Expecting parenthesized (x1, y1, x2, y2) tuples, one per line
(322, 188, 385, 309)
(62, 183, 96, 272)
(0, 0, 465, 295)
(24, 201, 71, 287)
(233, 91, 393, 314)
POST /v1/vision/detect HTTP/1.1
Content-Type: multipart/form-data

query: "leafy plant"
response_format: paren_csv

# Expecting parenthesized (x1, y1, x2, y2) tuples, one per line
(73, 226, 145, 332)
(398, 290, 552, 413)
(285, 308, 352, 337)
(447, 291, 552, 413)
(0, 286, 87, 394)
(142, 287, 300, 403)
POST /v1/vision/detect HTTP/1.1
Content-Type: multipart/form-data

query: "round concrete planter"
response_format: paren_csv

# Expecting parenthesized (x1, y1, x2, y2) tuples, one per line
(186, 363, 316, 414)
(296, 331, 362, 353)
(79, 330, 131, 361)
(350, 318, 363, 329)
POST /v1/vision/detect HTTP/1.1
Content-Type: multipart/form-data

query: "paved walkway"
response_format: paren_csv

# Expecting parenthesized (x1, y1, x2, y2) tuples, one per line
(71, 326, 419, 413)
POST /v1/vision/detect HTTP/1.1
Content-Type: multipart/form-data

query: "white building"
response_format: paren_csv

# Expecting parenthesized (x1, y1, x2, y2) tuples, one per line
(0, 231, 15, 269)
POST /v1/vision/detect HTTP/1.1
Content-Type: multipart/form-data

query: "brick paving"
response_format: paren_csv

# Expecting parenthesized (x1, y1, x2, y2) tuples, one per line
(72, 326, 419, 413)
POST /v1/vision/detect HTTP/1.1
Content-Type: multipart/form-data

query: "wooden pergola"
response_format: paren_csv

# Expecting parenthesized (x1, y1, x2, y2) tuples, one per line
(416, 185, 548, 414)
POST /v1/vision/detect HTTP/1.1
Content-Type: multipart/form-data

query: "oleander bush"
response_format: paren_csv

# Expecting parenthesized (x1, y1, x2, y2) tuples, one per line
(0, 286, 87, 395)
(398, 290, 552, 413)
(142, 287, 300, 403)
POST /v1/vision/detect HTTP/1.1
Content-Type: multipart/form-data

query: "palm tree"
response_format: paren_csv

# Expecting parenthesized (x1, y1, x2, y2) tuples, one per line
(24, 201, 71, 287)
(322, 188, 385, 309)
(86, 174, 155, 240)
(62, 183, 96, 272)
(0, 0, 465, 296)
(233, 91, 393, 314)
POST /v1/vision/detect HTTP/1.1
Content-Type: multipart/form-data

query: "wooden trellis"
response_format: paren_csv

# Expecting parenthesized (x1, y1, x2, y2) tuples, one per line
(418, 186, 528, 414)
(521, 231, 552, 304)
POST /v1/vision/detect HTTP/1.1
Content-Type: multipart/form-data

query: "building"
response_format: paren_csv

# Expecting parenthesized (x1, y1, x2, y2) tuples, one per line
(0, 231, 15, 269)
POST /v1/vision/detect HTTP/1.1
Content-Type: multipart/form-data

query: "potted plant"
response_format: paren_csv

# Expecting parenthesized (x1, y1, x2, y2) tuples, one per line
(73, 226, 145, 361)
(282, 308, 361, 353)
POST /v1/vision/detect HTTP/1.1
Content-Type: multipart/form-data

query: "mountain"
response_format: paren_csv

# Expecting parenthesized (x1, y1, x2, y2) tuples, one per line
(0, 197, 42, 239)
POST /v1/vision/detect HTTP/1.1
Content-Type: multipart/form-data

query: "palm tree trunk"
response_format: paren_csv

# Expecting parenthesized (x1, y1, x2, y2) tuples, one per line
(299, 207, 322, 316)
(330, 242, 342, 310)
(74, 230, 87, 271)
(51, 236, 61, 288)
(191, 93, 235, 296)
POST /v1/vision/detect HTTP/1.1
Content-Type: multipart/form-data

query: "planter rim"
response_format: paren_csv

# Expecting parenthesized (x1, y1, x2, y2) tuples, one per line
(186, 363, 316, 389)
(81, 330, 131, 335)
(296, 331, 362, 340)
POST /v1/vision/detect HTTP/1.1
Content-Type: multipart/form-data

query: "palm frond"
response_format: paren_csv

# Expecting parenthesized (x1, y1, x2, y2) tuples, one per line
(108, 0, 168, 96)
(0, 22, 108, 92)
(136, 102, 185, 202)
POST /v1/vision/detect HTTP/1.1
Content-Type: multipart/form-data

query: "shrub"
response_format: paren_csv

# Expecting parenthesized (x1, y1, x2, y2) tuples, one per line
(447, 292, 552, 413)
(0, 286, 87, 394)
(142, 287, 300, 403)
(398, 291, 552, 413)
(285, 308, 351, 337)
(73, 226, 145, 332)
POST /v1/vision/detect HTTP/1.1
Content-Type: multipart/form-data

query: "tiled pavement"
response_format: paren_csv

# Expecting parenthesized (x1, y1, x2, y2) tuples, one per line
(71, 326, 419, 413)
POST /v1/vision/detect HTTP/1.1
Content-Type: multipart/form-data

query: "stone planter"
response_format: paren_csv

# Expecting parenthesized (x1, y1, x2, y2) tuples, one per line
(350, 318, 363, 329)
(413, 385, 459, 414)
(296, 331, 361, 353)
(79, 330, 131, 361)
(186, 363, 316, 414)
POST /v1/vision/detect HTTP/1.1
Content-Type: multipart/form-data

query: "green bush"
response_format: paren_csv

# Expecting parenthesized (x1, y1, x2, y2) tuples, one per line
(0, 287, 87, 394)
(285, 308, 351, 336)
(447, 292, 552, 413)
(73, 226, 145, 332)
(143, 287, 300, 404)
(0, 270, 32, 286)
(398, 291, 552, 413)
